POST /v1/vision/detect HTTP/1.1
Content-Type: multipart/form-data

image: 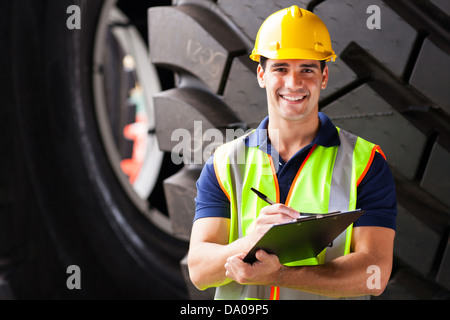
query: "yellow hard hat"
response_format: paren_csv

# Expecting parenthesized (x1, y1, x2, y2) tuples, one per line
(250, 5, 337, 62)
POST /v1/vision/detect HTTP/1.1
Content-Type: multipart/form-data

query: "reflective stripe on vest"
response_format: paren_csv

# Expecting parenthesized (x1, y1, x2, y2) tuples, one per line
(213, 127, 384, 300)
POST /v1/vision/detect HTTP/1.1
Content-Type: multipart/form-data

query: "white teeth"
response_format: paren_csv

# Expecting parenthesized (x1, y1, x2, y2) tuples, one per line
(282, 95, 304, 101)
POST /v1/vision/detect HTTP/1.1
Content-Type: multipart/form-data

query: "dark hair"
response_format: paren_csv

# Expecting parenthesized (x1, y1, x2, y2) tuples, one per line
(259, 56, 326, 72)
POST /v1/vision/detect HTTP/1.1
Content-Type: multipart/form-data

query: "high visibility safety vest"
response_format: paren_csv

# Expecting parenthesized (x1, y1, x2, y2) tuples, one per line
(213, 126, 385, 300)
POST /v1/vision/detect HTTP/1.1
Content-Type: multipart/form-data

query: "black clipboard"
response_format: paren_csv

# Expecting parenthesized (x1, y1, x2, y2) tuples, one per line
(243, 209, 365, 264)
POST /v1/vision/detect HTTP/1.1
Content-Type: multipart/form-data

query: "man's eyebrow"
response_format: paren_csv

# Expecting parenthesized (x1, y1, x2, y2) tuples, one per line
(299, 63, 319, 69)
(270, 62, 289, 68)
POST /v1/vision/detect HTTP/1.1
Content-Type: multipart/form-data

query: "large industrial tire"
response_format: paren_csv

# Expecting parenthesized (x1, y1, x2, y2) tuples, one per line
(1, 0, 189, 299)
(149, 0, 450, 299)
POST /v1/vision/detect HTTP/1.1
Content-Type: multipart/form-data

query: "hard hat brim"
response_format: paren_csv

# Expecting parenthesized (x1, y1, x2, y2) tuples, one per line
(250, 48, 337, 63)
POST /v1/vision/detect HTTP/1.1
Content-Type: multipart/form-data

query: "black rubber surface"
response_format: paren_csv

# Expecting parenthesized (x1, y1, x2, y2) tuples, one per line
(1, 0, 188, 299)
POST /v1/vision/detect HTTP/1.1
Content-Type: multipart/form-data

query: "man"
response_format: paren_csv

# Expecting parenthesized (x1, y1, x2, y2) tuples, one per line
(188, 5, 396, 299)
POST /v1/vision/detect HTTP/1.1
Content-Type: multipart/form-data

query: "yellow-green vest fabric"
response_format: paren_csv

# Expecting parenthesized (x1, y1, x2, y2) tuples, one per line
(213, 127, 384, 300)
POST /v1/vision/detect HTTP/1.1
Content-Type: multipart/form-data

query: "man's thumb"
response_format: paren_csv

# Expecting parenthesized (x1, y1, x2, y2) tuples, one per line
(255, 249, 270, 261)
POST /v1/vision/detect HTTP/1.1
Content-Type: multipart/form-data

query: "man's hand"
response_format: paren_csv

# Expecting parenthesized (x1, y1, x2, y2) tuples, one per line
(188, 203, 299, 290)
(253, 203, 300, 236)
(225, 250, 284, 286)
(223, 203, 298, 285)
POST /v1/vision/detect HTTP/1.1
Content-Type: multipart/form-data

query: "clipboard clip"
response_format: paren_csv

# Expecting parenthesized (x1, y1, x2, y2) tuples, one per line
(294, 211, 341, 220)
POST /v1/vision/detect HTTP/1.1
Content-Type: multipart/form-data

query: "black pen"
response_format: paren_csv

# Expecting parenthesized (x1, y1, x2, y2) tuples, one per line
(251, 187, 276, 205)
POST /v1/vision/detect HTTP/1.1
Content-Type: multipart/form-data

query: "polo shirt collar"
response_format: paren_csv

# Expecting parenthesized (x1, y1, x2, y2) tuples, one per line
(244, 112, 340, 152)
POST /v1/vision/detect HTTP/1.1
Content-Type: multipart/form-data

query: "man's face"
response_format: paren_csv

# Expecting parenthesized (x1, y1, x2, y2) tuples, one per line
(257, 59, 328, 122)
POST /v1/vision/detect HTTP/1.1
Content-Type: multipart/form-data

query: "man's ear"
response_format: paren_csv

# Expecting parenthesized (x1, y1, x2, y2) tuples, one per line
(321, 64, 329, 90)
(257, 64, 266, 88)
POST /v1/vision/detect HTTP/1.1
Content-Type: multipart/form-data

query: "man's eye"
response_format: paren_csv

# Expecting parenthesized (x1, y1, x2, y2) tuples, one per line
(302, 68, 313, 73)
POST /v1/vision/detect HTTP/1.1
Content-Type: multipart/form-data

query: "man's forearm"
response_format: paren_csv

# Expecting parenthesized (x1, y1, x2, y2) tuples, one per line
(188, 235, 255, 291)
(277, 251, 390, 297)
(188, 242, 233, 290)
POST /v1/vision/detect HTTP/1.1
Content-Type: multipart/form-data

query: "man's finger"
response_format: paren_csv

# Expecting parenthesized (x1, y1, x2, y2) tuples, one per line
(263, 204, 300, 219)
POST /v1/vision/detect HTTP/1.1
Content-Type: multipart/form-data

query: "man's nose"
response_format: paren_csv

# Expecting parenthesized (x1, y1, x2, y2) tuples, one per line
(285, 72, 303, 90)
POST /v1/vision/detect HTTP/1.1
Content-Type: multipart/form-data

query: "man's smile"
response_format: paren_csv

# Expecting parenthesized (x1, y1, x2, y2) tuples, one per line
(279, 93, 308, 103)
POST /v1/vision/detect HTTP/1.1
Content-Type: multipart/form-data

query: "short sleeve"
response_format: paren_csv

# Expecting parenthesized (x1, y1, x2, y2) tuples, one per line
(194, 155, 230, 221)
(354, 152, 397, 230)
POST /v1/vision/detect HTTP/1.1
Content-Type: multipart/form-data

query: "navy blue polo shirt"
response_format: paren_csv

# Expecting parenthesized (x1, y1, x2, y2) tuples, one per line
(194, 112, 397, 230)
